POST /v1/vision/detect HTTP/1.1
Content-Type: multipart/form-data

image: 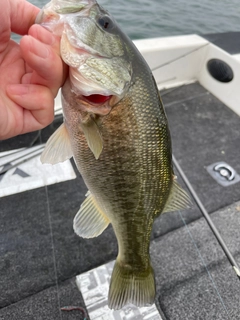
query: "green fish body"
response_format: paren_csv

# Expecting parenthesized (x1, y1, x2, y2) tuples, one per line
(39, 0, 190, 310)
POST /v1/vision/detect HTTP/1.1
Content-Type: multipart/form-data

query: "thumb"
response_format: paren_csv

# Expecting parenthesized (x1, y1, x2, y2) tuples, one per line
(20, 25, 68, 97)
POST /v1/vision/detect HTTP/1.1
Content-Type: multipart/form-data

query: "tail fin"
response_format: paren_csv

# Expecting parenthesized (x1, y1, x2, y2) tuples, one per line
(108, 259, 155, 310)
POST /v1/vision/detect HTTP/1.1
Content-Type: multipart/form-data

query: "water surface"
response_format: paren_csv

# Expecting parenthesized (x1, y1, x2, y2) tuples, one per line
(27, 0, 240, 39)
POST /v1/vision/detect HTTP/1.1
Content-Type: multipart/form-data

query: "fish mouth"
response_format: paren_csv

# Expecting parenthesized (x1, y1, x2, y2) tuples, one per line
(83, 94, 112, 104)
(76, 93, 116, 116)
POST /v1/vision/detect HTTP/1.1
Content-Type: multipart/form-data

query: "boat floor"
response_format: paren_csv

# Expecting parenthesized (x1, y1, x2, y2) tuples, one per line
(1, 82, 240, 320)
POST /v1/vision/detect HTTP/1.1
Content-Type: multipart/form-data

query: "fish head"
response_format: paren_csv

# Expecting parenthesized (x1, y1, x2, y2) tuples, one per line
(36, 0, 132, 116)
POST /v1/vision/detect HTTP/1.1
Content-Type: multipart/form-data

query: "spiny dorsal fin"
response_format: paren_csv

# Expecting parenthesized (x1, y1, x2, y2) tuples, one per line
(40, 123, 73, 164)
(73, 191, 110, 238)
(80, 118, 103, 160)
(162, 178, 191, 213)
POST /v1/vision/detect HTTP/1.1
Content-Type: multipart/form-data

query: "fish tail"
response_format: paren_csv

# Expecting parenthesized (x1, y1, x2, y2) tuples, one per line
(108, 259, 155, 310)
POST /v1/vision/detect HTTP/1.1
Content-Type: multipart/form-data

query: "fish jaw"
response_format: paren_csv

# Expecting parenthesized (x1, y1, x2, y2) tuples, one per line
(62, 77, 122, 116)
(60, 6, 132, 98)
(37, 0, 132, 103)
(59, 5, 133, 113)
(68, 56, 132, 98)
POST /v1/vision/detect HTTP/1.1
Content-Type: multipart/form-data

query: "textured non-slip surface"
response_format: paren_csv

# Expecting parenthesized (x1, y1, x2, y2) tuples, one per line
(153, 200, 240, 320)
(0, 169, 117, 309)
(0, 278, 87, 320)
(1, 200, 240, 319)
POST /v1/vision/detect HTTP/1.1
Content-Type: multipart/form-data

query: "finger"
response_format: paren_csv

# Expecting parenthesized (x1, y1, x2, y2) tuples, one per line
(27, 25, 68, 86)
(6, 83, 54, 131)
(0, 2, 10, 52)
(20, 35, 61, 93)
(28, 24, 58, 49)
(21, 73, 32, 84)
(10, 0, 39, 35)
(20, 35, 67, 97)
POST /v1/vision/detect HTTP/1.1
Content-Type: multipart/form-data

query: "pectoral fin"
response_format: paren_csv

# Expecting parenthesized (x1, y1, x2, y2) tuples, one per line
(162, 179, 191, 214)
(73, 191, 110, 238)
(40, 123, 73, 164)
(80, 118, 103, 159)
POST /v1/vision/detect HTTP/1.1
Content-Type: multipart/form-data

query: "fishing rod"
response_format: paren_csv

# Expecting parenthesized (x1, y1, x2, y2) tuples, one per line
(172, 155, 240, 279)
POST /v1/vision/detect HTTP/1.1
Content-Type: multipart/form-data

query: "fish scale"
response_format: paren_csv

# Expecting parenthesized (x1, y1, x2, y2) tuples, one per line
(39, 0, 190, 310)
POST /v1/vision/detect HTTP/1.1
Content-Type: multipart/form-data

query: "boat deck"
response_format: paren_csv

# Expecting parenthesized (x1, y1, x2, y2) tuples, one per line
(155, 82, 240, 320)
(1, 45, 240, 320)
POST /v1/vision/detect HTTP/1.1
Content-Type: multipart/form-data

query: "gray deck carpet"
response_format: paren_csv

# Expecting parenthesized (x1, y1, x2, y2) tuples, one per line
(154, 200, 240, 320)
(1, 199, 239, 319)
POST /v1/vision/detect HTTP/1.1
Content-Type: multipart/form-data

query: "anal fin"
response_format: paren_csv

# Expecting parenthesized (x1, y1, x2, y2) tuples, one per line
(73, 191, 110, 238)
(162, 178, 191, 214)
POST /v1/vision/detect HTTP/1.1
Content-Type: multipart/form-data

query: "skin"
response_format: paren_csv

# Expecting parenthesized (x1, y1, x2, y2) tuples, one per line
(0, 0, 68, 140)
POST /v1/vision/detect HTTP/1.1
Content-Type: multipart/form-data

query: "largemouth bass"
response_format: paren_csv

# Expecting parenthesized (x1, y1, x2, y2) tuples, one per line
(38, 0, 190, 310)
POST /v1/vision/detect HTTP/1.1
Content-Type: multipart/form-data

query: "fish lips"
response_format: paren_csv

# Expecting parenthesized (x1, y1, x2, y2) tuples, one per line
(68, 60, 131, 116)
(68, 77, 125, 116)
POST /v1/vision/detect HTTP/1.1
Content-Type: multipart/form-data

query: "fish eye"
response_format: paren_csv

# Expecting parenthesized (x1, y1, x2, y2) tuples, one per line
(98, 15, 114, 31)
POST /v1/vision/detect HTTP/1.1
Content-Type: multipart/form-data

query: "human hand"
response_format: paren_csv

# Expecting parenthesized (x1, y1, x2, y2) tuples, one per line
(0, 0, 68, 140)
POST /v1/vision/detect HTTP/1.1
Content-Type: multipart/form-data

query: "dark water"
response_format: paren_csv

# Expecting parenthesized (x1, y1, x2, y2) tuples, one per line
(25, 0, 240, 40)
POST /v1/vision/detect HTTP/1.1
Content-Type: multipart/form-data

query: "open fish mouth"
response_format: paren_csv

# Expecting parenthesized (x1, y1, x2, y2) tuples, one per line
(79, 94, 113, 115)
(83, 94, 112, 104)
